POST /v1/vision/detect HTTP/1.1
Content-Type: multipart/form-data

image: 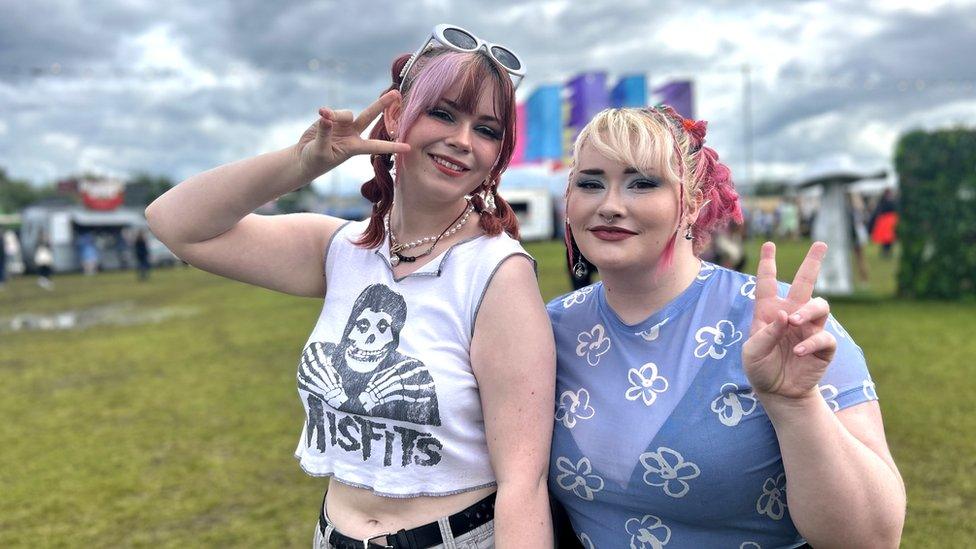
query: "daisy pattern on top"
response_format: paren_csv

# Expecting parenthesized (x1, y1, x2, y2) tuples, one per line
(555, 456, 605, 501)
(710, 382, 758, 427)
(555, 388, 596, 428)
(625, 514, 672, 549)
(819, 384, 840, 412)
(563, 286, 595, 308)
(756, 473, 788, 520)
(576, 323, 612, 366)
(694, 319, 743, 359)
(625, 362, 670, 406)
(635, 317, 670, 341)
(697, 261, 717, 281)
(863, 379, 878, 400)
(740, 276, 757, 300)
(639, 447, 701, 498)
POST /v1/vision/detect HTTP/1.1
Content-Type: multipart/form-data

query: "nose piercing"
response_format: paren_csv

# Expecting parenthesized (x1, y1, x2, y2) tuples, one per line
(599, 213, 618, 224)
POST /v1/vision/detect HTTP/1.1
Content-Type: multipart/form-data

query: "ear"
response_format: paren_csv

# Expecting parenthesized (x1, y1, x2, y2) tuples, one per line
(383, 91, 403, 137)
(687, 189, 706, 225)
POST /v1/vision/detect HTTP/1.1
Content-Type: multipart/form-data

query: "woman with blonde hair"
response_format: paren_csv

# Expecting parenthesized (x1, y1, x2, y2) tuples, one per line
(548, 106, 904, 548)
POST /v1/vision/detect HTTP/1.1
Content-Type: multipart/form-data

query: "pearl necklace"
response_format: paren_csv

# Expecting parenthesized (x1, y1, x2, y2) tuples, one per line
(384, 201, 475, 266)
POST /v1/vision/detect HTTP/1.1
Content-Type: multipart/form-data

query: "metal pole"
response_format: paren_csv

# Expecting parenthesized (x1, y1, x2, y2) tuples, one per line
(742, 63, 754, 193)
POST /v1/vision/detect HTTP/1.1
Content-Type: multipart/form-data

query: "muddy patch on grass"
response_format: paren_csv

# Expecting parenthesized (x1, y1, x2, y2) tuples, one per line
(0, 301, 200, 333)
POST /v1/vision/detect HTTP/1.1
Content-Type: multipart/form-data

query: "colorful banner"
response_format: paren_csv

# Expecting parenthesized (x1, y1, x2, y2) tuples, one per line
(524, 85, 563, 162)
(611, 74, 647, 107)
(653, 80, 694, 119)
(511, 103, 528, 165)
(566, 72, 609, 128)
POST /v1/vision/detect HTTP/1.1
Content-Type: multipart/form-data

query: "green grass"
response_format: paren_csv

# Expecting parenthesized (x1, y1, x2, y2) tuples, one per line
(0, 239, 972, 547)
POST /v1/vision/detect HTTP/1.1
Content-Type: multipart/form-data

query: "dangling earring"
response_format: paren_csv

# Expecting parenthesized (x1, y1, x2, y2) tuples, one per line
(573, 257, 588, 278)
(684, 224, 694, 240)
(482, 182, 497, 214)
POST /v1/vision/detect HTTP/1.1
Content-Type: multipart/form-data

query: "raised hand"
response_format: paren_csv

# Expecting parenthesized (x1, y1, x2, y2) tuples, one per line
(297, 90, 410, 180)
(742, 242, 837, 399)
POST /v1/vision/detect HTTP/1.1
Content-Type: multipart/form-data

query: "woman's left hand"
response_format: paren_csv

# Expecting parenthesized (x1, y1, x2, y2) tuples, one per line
(742, 241, 836, 400)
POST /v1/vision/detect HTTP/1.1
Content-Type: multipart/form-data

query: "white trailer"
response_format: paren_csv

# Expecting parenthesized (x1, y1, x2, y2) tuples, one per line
(499, 188, 554, 241)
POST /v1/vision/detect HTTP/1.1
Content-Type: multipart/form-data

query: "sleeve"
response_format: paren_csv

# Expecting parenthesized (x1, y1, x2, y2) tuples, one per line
(816, 314, 877, 412)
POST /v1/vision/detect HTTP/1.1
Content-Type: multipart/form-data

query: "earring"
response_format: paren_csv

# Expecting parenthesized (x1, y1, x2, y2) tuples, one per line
(573, 257, 588, 278)
(684, 224, 694, 240)
(482, 183, 497, 214)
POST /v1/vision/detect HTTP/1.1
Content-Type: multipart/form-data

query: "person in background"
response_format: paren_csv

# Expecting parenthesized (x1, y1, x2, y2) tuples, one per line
(870, 188, 899, 258)
(134, 229, 151, 281)
(34, 234, 54, 290)
(0, 227, 7, 289)
(549, 106, 904, 548)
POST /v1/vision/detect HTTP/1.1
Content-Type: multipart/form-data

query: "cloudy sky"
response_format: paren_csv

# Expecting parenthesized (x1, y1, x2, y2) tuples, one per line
(2, 0, 974, 195)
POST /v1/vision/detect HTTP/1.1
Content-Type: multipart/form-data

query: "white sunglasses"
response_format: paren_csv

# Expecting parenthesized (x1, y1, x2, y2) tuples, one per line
(398, 23, 526, 91)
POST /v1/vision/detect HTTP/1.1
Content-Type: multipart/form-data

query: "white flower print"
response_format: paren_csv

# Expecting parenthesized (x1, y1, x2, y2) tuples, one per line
(635, 317, 670, 341)
(863, 379, 878, 400)
(827, 315, 850, 339)
(756, 473, 788, 520)
(563, 286, 594, 308)
(625, 362, 670, 406)
(710, 383, 758, 427)
(555, 388, 596, 429)
(697, 262, 717, 281)
(579, 533, 595, 549)
(625, 514, 672, 549)
(576, 324, 612, 366)
(694, 320, 743, 359)
(819, 384, 840, 412)
(639, 447, 701, 498)
(740, 543, 762, 549)
(740, 276, 757, 300)
(555, 456, 605, 501)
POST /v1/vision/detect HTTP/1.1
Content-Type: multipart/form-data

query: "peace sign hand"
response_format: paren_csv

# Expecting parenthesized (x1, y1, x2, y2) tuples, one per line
(742, 242, 837, 400)
(296, 90, 410, 181)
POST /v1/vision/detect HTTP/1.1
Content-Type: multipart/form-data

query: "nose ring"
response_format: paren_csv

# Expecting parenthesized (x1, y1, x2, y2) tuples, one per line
(599, 213, 618, 224)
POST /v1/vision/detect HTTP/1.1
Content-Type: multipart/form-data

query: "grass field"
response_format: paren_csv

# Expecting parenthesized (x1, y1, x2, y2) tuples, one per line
(1, 238, 973, 547)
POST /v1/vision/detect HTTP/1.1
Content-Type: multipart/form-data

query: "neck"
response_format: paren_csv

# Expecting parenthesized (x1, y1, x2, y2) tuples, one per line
(390, 189, 471, 244)
(599, 245, 701, 325)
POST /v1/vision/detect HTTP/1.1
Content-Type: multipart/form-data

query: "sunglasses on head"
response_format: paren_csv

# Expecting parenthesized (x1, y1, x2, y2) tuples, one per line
(398, 23, 526, 92)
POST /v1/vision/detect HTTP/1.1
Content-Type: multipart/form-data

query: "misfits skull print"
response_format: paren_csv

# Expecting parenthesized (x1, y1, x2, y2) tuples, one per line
(298, 284, 443, 466)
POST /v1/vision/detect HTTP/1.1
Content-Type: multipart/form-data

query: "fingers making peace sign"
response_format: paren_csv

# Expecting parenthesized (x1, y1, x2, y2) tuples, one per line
(297, 90, 411, 181)
(742, 241, 837, 399)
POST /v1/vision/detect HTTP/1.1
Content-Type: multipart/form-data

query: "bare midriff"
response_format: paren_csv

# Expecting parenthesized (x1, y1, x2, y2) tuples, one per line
(323, 481, 496, 540)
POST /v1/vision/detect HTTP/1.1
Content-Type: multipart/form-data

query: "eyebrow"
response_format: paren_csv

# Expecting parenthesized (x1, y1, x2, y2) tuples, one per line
(442, 99, 501, 124)
(579, 167, 640, 175)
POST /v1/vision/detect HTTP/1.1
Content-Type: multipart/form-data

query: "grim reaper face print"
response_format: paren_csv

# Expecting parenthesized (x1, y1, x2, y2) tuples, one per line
(297, 284, 441, 426)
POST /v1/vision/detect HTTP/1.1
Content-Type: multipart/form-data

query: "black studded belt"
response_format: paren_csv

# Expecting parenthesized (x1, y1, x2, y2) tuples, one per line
(318, 491, 495, 549)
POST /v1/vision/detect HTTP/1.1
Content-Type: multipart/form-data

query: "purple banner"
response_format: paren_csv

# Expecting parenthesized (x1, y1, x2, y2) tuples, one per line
(566, 72, 609, 128)
(653, 80, 694, 119)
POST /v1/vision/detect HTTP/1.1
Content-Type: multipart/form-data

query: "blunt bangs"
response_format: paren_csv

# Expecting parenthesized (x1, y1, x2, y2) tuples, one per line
(399, 50, 515, 151)
(573, 109, 683, 187)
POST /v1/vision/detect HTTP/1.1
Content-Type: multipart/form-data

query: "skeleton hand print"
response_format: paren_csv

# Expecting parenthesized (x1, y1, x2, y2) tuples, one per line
(298, 342, 349, 409)
(359, 359, 437, 412)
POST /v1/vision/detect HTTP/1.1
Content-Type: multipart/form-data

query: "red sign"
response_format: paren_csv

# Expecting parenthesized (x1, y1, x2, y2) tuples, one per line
(80, 178, 125, 210)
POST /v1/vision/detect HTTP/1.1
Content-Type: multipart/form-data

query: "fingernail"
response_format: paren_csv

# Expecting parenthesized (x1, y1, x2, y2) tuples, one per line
(795, 345, 806, 355)
(791, 313, 802, 323)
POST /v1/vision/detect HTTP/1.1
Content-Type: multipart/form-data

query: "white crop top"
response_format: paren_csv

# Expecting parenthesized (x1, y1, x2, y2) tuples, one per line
(294, 220, 533, 497)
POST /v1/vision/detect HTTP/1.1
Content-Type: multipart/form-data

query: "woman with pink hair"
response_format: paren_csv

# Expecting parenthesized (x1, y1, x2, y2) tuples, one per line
(548, 106, 904, 548)
(147, 24, 553, 549)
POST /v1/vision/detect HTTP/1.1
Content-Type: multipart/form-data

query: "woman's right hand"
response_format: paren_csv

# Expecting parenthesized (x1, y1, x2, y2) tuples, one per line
(296, 90, 410, 181)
